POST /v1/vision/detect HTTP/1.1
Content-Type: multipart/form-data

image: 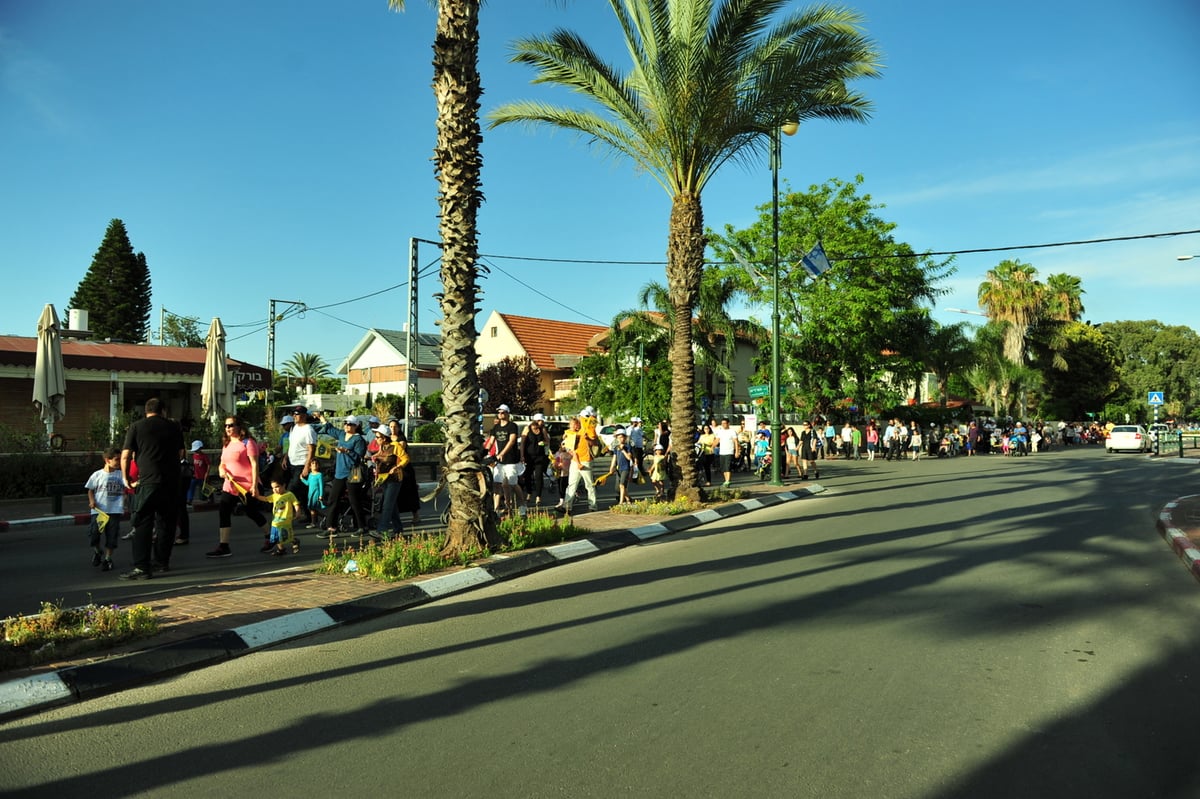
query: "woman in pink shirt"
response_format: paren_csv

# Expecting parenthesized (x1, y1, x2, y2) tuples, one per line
(206, 416, 270, 559)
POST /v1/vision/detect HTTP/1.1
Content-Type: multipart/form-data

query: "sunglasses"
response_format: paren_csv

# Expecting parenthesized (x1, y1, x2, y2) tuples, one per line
(224, 423, 237, 428)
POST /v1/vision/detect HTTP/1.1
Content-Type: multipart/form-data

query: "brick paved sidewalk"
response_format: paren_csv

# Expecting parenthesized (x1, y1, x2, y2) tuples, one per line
(1, 479, 808, 682)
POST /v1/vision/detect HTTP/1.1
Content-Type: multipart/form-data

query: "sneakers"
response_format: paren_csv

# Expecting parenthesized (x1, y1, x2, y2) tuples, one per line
(100, 559, 113, 572)
(174, 537, 189, 545)
(721, 482, 731, 489)
(119, 567, 152, 580)
(291, 541, 301, 554)
(122, 530, 135, 540)
(206, 543, 232, 558)
(91, 550, 102, 567)
(315, 529, 337, 540)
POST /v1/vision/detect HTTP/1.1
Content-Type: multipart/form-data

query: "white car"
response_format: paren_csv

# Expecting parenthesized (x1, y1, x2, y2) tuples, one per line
(597, 423, 633, 450)
(1106, 424, 1151, 453)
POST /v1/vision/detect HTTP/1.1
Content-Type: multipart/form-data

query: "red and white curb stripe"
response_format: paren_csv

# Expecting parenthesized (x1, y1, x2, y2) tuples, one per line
(1157, 495, 1200, 583)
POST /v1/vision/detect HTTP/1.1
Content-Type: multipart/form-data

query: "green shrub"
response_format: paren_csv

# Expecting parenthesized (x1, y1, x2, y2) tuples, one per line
(497, 511, 581, 551)
(2, 600, 159, 669)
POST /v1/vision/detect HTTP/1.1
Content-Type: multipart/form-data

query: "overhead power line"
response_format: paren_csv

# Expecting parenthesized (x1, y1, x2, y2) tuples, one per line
(476, 228, 1200, 265)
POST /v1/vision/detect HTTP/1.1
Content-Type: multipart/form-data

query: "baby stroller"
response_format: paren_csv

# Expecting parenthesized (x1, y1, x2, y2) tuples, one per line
(755, 450, 773, 481)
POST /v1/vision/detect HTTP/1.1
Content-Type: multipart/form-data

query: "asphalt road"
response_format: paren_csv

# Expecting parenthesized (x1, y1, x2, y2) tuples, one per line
(2, 448, 1199, 798)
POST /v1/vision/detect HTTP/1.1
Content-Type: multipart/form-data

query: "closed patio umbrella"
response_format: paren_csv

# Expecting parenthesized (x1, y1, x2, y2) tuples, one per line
(33, 303, 66, 443)
(201, 316, 235, 422)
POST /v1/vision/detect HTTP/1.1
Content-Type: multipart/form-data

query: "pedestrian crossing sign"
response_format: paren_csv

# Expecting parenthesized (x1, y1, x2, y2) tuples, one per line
(1148, 391, 1164, 405)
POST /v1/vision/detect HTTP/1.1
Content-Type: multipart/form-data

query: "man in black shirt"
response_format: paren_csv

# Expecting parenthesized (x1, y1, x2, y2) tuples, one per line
(120, 397, 186, 579)
(489, 404, 525, 515)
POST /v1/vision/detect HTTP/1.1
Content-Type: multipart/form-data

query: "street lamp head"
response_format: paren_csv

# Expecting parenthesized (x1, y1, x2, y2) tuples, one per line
(1177, 255, 1197, 261)
(781, 121, 799, 137)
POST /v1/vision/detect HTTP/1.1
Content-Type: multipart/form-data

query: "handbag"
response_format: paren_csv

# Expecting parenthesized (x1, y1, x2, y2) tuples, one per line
(348, 463, 364, 484)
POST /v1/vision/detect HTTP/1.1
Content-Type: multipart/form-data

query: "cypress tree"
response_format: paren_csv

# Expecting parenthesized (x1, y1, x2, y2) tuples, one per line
(68, 219, 153, 342)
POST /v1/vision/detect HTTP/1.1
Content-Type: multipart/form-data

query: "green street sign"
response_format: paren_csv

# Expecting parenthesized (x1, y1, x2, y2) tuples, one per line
(748, 384, 771, 399)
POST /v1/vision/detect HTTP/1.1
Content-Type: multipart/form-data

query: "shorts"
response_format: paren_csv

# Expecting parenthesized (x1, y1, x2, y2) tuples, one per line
(89, 514, 120, 550)
(717, 454, 733, 473)
(495, 462, 523, 485)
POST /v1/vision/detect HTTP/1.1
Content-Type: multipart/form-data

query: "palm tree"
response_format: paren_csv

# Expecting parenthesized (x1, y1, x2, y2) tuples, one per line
(490, 0, 881, 500)
(977, 259, 1044, 366)
(389, 0, 496, 554)
(281, 352, 332, 393)
(1044, 272, 1085, 322)
(918, 321, 973, 407)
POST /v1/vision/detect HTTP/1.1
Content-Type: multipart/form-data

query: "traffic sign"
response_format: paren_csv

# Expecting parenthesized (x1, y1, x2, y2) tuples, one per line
(1148, 391, 1164, 405)
(748, 384, 771, 399)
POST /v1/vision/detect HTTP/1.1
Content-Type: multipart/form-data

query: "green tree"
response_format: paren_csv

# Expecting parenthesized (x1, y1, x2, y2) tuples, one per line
(977, 259, 1043, 365)
(917, 321, 973, 408)
(68, 218, 152, 343)
(709, 176, 952, 418)
(280, 352, 332, 392)
(389, 0, 496, 555)
(491, 0, 882, 500)
(1099, 320, 1200, 420)
(1037, 322, 1119, 420)
(479, 356, 545, 414)
(636, 271, 755, 418)
(1044, 272, 1085, 322)
(160, 314, 203, 347)
(575, 311, 673, 422)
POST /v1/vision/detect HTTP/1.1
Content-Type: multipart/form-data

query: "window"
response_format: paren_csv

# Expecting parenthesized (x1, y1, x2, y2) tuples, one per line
(490, 326, 498, 337)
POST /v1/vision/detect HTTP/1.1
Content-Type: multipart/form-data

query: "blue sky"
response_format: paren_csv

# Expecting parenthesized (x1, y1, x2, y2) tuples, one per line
(2, 0, 1198, 370)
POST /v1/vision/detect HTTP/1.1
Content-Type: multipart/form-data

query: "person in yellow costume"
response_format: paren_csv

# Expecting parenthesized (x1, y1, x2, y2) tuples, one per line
(560, 412, 599, 514)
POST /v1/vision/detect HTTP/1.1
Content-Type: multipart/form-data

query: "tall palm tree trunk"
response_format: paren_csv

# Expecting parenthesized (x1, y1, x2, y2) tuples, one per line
(667, 192, 704, 501)
(433, 0, 497, 554)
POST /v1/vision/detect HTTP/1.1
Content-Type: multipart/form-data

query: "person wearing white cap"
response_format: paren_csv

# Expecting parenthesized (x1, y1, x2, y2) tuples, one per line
(519, 412, 551, 509)
(489, 404, 525, 515)
(185, 439, 211, 511)
(628, 417, 645, 471)
(284, 404, 318, 525)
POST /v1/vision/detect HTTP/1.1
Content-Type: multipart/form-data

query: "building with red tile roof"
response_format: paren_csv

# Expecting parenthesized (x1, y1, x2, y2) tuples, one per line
(476, 311, 608, 412)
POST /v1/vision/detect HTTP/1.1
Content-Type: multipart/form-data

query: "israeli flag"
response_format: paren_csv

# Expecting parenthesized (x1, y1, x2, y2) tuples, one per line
(801, 241, 832, 278)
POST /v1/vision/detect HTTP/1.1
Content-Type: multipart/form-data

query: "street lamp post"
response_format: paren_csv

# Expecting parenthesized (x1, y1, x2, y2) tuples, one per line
(769, 121, 798, 487)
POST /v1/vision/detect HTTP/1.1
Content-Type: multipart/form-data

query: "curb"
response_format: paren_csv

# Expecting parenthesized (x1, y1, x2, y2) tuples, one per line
(1156, 494, 1200, 584)
(0, 484, 823, 722)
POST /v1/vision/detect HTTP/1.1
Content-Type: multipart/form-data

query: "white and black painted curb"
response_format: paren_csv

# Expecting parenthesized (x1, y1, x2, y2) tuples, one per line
(1156, 493, 1200, 584)
(0, 485, 823, 722)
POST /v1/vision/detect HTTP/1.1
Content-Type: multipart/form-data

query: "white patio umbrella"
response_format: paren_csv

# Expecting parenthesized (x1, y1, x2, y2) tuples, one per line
(201, 316, 235, 422)
(32, 303, 66, 442)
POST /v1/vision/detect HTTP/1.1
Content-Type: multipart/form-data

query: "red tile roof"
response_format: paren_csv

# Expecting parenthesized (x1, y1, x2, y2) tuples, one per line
(497, 314, 607, 372)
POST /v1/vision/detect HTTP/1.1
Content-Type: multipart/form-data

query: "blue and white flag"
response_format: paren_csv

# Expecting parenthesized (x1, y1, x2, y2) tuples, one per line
(800, 241, 832, 278)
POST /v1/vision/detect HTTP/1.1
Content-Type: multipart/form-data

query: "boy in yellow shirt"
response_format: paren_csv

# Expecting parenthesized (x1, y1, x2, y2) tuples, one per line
(255, 478, 302, 556)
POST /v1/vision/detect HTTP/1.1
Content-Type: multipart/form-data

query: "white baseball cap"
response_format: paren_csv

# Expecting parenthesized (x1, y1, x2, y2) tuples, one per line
(280, 415, 294, 425)
(532, 413, 544, 421)
(190, 440, 204, 452)
(498, 404, 511, 412)
(344, 415, 358, 426)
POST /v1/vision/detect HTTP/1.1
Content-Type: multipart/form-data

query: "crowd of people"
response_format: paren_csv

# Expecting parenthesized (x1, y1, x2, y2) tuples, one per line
(94, 395, 1125, 577)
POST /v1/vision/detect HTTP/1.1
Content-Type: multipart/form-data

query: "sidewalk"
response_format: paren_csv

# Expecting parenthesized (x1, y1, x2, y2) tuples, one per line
(0, 477, 823, 720)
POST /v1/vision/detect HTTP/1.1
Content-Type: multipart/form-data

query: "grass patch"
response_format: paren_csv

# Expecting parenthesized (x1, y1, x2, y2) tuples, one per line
(2, 600, 159, 670)
(316, 533, 483, 582)
(497, 511, 582, 551)
(317, 513, 585, 583)
(608, 485, 750, 516)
